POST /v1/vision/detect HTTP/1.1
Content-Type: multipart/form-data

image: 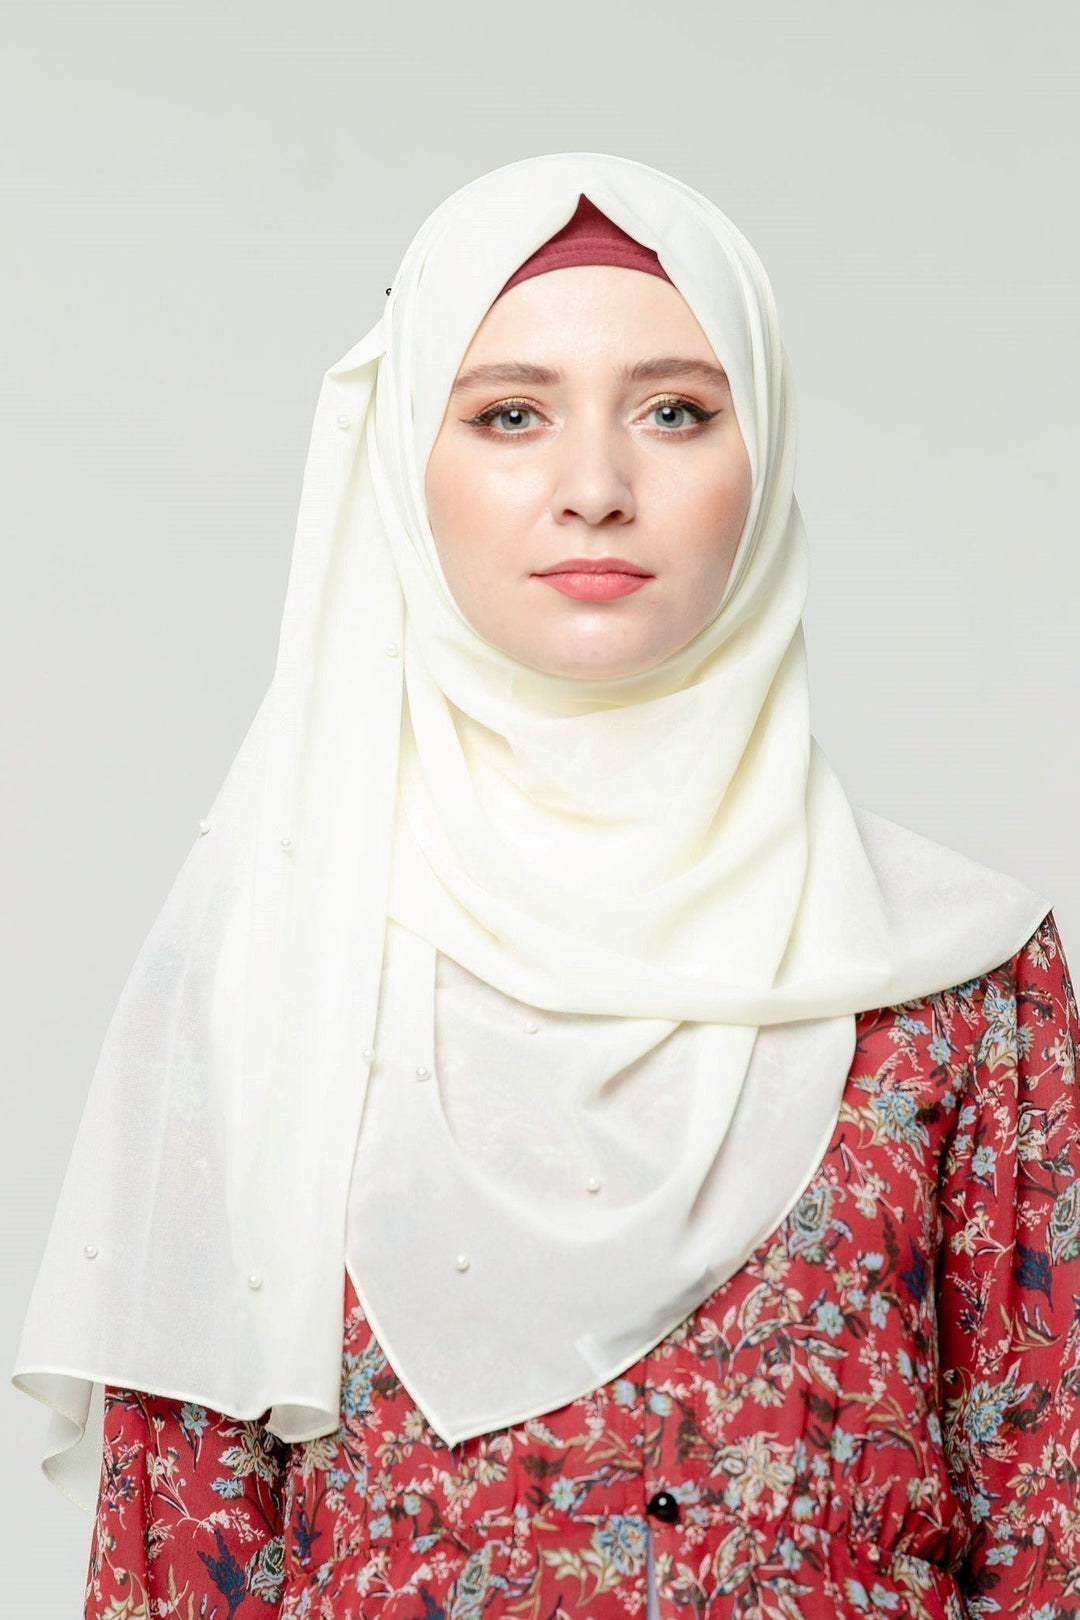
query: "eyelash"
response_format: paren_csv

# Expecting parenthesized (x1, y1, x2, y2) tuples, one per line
(464, 394, 719, 434)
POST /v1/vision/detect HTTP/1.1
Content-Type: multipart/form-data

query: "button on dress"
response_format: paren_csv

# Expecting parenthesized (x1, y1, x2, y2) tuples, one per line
(84, 911, 1080, 1618)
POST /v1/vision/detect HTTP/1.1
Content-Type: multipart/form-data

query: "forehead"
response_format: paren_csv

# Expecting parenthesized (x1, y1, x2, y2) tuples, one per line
(455, 265, 722, 375)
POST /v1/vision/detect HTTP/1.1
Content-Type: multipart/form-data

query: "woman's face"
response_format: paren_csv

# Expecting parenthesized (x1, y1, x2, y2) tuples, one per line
(424, 264, 753, 680)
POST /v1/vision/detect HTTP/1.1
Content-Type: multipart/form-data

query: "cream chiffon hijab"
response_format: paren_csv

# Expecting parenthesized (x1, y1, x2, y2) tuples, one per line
(14, 152, 1049, 1512)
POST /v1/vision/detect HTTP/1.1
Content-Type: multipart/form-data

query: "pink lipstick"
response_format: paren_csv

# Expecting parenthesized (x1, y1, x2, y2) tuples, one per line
(533, 556, 653, 602)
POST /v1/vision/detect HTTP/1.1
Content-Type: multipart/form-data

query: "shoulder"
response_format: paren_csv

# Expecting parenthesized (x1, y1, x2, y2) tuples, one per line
(971, 908, 1076, 1065)
(853, 805, 1055, 1005)
(867, 910, 1074, 1057)
(849, 912, 1076, 1147)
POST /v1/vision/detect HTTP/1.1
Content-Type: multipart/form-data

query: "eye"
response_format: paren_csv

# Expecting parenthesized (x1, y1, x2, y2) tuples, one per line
(654, 403, 688, 429)
(647, 396, 718, 431)
(495, 406, 532, 432)
(466, 399, 539, 434)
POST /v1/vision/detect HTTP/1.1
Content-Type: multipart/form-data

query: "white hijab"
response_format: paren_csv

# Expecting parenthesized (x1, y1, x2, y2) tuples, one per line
(13, 152, 1048, 1512)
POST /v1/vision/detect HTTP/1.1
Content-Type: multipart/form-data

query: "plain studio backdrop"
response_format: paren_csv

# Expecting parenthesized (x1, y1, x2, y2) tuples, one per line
(2, 1, 1078, 1610)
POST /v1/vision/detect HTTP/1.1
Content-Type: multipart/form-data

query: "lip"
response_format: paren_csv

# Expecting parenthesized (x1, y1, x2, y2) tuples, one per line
(534, 556, 653, 577)
(536, 572, 652, 601)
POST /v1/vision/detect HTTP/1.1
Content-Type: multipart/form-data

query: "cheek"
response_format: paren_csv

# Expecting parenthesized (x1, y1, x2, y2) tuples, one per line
(424, 446, 470, 557)
(663, 448, 753, 569)
(709, 460, 753, 553)
(427, 442, 542, 568)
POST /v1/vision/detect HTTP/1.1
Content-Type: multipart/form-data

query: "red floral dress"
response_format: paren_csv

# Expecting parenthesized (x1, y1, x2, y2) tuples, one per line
(85, 912, 1080, 1620)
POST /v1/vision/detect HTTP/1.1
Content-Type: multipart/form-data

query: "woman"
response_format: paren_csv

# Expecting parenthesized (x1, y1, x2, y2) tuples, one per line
(13, 154, 1079, 1619)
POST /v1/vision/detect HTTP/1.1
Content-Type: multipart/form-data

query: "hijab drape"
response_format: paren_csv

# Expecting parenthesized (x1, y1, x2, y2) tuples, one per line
(13, 152, 1049, 1511)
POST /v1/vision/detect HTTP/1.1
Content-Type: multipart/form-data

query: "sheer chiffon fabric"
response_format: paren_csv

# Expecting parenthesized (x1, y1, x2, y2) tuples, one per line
(86, 913, 1080, 1619)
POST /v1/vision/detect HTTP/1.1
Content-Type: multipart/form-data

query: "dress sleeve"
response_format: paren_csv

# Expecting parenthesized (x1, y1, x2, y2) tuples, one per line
(84, 1385, 288, 1618)
(938, 909, 1080, 1614)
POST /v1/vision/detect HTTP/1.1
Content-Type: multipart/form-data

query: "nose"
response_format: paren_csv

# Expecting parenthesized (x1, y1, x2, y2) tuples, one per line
(550, 423, 635, 528)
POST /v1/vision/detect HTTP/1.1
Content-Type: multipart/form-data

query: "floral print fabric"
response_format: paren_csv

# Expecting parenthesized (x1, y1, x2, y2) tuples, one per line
(86, 912, 1080, 1619)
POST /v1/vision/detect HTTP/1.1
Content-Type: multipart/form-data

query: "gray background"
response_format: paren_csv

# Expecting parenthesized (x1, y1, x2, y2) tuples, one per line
(3, 1, 1077, 1612)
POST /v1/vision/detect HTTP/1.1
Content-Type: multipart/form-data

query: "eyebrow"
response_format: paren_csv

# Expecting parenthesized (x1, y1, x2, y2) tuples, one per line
(451, 356, 730, 393)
